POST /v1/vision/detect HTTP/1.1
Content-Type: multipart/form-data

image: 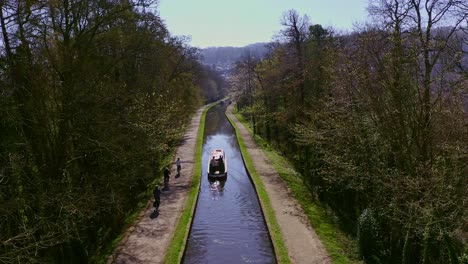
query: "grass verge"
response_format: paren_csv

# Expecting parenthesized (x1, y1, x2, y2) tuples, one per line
(225, 112, 291, 264)
(232, 109, 361, 264)
(163, 102, 218, 264)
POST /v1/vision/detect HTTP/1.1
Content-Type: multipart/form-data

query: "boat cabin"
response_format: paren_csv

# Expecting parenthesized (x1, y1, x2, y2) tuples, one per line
(207, 149, 227, 178)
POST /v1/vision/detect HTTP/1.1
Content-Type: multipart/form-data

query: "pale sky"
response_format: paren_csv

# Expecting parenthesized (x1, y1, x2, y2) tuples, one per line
(158, 0, 369, 48)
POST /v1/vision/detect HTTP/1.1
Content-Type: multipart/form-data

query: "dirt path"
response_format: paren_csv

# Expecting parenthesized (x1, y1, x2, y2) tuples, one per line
(226, 105, 331, 264)
(109, 106, 205, 264)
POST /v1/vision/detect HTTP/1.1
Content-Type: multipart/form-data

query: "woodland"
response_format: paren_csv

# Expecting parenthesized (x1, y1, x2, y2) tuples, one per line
(1, 0, 467, 263)
(0, 1, 225, 262)
(232, 1, 467, 263)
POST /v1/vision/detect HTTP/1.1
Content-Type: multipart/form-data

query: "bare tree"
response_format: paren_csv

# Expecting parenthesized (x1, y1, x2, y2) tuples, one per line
(279, 9, 310, 104)
(369, 0, 468, 162)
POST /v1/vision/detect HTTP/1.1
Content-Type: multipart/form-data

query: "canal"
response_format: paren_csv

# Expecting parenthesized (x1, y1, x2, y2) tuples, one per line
(182, 104, 276, 264)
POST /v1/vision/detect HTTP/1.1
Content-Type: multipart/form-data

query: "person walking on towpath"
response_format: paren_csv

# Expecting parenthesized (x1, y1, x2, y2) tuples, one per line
(163, 167, 170, 190)
(176, 157, 181, 177)
(153, 185, 161, 212)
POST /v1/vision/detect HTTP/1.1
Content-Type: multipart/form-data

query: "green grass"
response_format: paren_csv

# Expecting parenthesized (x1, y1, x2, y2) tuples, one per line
(233, 110, 361, 264)
(163, 102, 218, 264)
(225, 113, 291, 264)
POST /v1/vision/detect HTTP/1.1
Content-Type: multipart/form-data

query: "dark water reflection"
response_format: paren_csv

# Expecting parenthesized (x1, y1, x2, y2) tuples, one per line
(183, 105, 276, 264)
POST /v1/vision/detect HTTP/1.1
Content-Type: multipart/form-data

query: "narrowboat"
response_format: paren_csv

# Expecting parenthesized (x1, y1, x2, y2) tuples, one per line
(207, 149, 227, 179)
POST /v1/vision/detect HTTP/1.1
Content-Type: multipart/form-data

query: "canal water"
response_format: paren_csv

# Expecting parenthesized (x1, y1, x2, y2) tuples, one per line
(182, 104, 276, 264)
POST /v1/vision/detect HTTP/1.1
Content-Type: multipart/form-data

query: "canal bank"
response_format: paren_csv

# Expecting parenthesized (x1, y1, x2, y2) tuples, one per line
(226, 105, 332, 264)
(183, 104, 276, 263)
(109, 105, 208, 263)
(109, 102, 331, 264)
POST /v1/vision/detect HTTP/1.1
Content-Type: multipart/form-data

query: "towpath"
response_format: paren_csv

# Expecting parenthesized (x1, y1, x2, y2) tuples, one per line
(109, 104, 330, 264)
(109, 106, 205, 263)
(226, 104, 331, 264)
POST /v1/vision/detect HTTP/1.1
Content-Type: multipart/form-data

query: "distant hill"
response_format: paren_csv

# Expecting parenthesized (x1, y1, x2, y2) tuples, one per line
(200, 43, 269, 73)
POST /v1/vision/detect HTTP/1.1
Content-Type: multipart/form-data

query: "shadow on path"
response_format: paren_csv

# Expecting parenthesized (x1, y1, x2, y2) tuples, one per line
(150, 210, 159, 219)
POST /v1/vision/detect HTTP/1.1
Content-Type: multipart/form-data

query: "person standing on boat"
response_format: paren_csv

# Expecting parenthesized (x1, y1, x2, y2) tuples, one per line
(210, 156, 217, 174)
(218, 156, 225, 172)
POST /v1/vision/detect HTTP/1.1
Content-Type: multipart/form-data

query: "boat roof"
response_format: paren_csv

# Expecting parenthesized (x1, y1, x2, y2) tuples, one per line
(210, 149, 224, 159)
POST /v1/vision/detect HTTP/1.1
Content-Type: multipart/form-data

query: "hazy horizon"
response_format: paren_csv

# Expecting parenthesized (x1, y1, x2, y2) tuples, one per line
(200, 41, 268, 49)
(158, 0, 369, 48)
